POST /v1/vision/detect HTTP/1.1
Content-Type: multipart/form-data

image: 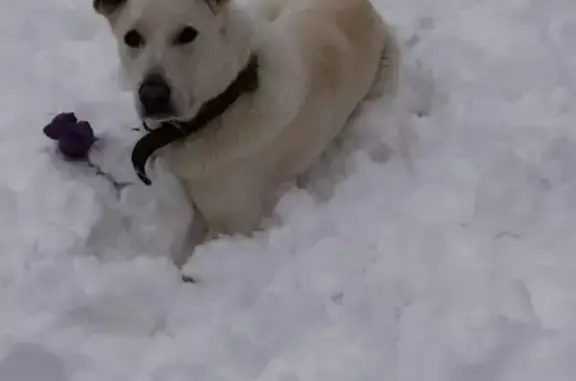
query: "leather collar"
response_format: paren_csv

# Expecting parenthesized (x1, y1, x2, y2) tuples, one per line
(131, 54, 260, 185)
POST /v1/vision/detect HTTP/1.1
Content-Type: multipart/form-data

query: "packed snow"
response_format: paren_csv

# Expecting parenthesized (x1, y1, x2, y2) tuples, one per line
(1, 0, 576, 380)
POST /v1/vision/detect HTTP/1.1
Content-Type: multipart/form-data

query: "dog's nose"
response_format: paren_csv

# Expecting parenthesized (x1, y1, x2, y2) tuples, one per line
(138, 73, 173, 117)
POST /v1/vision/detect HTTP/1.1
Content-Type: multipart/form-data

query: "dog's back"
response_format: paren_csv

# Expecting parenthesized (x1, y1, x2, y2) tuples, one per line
(253, 0, 392, 182)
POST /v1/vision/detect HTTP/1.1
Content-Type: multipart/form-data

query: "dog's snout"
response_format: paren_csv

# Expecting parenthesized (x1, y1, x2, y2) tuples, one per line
(139, 73, 171, 104)
(138, 73, 173, 118)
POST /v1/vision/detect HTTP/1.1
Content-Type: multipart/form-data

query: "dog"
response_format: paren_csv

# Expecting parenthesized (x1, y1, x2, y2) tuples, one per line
(93, 0, 400, 267)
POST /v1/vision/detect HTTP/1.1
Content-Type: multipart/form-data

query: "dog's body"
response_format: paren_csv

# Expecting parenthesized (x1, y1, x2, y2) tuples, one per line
(94, 0, 399, 265)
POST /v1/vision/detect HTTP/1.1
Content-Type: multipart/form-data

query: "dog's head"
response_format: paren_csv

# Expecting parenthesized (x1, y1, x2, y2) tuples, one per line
(94, 0, 236, 121)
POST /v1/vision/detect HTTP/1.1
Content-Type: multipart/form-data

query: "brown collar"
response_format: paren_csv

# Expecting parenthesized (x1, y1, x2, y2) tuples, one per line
(131, 54, 260, 185)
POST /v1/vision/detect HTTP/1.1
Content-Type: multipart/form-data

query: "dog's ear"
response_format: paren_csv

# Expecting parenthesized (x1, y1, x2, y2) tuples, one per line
(205, 0, 230, 13)
(93, 0, 127, 15)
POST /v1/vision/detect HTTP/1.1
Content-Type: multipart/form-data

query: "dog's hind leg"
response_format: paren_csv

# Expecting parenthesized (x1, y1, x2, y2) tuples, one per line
(360, 21, 416, 173)
(364, 25, 401, 102)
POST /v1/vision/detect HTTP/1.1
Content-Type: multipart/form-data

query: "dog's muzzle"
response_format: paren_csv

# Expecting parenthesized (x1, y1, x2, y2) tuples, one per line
(138, 73, 174, 118)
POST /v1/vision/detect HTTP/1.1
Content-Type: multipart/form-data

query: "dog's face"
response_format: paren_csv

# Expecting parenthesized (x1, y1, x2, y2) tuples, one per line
(94, 0, 231, 121)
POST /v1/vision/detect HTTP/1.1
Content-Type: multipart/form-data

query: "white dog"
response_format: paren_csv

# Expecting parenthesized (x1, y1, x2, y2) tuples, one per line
(94, 0, 399, 266)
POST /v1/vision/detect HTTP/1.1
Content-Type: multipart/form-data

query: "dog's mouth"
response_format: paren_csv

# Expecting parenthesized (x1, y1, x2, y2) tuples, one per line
(138, 103, 180, 122)
(142, 112, 177, 122)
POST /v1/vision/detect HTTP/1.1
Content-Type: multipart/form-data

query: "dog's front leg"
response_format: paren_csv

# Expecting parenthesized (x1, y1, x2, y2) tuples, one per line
(186, 169, 266, 240)
(172, 202, 209, 270)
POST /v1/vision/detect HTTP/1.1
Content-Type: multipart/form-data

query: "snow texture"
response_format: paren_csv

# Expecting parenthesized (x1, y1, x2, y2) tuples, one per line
(1, 0, 576, 380)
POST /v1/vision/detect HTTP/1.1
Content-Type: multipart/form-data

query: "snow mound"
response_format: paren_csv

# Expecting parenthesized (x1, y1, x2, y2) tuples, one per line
(1, 0, 576, 380)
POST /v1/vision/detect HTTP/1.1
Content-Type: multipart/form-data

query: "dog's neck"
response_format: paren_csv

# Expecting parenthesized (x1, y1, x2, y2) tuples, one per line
(203, 4, 259, 103)
(132, 53, 260, 186)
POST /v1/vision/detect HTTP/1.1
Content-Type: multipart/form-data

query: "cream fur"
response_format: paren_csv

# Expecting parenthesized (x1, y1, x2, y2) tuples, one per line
(95, 0, 400, 266)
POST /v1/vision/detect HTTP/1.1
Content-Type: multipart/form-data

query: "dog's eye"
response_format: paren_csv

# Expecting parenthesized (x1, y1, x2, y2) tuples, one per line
(124, 30, 144, 48)
(173, 26, 198, 45)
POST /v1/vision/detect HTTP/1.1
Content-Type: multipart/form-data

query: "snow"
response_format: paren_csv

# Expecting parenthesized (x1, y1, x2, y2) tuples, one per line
(1, 0, 576, 379)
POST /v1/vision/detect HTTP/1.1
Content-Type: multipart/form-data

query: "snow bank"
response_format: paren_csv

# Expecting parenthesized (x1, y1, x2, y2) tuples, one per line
(1, 0, 575, 380)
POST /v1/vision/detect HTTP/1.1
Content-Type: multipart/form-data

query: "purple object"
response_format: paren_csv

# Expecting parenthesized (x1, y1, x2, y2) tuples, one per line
(43, 112, 95, 160)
